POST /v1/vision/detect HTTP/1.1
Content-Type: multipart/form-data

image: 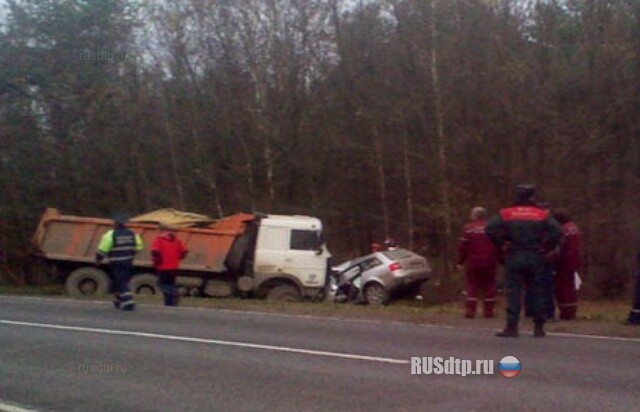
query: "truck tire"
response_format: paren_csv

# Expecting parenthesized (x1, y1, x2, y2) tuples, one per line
(129, 273, 159, 295)
(66, 266, 110, 297)
(266, 285, 302, 302)
(364, 283, 389, 305)
(237, 276, 255, 293)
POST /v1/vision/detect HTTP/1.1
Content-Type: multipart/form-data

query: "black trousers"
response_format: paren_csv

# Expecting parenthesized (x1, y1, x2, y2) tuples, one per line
(157, 270, 179, 306)
(110, 262, 135, 310)
(628, 270, 640, 324)
(504, 251, 548, 326)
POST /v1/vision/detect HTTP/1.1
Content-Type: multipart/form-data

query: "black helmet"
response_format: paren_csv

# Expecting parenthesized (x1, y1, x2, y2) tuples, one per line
(552, 208, 571, 224)
(536, 201, 550, 210)
(112, 211, 130, 226)
(515, 184, 536, 203)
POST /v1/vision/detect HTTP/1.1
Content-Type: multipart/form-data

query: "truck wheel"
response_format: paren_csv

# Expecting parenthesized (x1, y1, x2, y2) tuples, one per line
(364, 283, 389, 305)
(129, 273, 158, 295)
(66, 267, 110, 297)
(266, 285, 302, 302)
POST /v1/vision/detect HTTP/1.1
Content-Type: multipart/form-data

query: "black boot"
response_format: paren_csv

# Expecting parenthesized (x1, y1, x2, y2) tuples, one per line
(113, 294, 121, 309)
(171, 292, 180, 307)
(496, 323, 519, 338)
(627, 310, 640, 325)
(534, 322, 546, 338)
(121, 302, 136, 311)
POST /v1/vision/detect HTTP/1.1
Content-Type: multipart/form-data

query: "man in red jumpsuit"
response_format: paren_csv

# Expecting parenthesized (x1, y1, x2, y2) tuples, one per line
(458, 207, 501, 318)
(552, 209, 582, 320)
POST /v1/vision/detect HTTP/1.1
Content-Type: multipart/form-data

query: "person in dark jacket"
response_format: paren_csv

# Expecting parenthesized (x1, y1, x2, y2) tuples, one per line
(552, 208, 582, 320)
(457, 206, 501, 318)
(525, 201, 557, 320)
(486, 185, 562, 338)
(152, 224, 188, 306)
(96, 212, 144, 311)
(626, 246, 640, 325)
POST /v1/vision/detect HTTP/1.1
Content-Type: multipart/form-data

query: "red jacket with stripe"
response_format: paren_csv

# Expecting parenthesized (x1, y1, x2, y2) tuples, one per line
(457, 220, 500, 268)
(486, 204, 562, 253)
(556, 221, 582, 273)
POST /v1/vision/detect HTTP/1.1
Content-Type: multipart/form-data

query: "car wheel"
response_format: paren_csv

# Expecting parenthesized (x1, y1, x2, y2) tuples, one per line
(364, 283, 389, 305)
(266, 285, 302, 302)
(66, 267, 110, 297)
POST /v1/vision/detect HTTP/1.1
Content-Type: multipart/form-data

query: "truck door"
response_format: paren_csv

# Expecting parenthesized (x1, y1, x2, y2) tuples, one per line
(282, 229, 326, 288)
(254, 226, 288, 274)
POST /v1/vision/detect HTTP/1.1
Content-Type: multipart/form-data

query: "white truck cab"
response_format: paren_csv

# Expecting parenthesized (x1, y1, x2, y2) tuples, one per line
(253, 215, 331, 298)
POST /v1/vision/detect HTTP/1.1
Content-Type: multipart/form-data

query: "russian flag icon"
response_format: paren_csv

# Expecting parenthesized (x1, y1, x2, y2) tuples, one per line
(498, 356, 521, 378)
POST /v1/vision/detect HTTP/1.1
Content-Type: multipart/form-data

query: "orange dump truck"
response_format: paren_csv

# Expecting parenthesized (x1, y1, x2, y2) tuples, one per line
(33, 208, 331, 301)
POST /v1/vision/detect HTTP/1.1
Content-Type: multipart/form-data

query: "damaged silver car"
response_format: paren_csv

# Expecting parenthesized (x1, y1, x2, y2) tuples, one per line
(328, 248, 432, 305)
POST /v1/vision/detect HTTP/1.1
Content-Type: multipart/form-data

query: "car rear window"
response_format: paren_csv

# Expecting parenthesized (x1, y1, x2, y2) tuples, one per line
(361, 257, 382, 270)
(381, 249, 414, 260)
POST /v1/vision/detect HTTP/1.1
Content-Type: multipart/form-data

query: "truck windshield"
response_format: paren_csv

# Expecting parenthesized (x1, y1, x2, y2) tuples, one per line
(290, 229, 321, 251)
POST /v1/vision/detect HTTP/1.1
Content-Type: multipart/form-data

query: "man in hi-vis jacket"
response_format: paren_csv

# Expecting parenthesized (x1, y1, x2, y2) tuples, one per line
(96, 213, 144, 311)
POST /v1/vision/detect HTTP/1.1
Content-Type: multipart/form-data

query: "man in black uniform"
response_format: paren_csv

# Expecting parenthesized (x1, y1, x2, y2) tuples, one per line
(626, 246, 640, 325)
(486, 185, 562, 338)
(524, 201, 557, 321)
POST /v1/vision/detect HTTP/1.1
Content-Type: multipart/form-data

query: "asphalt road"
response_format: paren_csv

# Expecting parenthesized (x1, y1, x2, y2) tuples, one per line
(0, 296, 638, 412)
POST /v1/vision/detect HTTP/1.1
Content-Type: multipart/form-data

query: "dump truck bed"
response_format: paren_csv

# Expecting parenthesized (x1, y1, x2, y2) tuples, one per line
(33, 208, 254, 273)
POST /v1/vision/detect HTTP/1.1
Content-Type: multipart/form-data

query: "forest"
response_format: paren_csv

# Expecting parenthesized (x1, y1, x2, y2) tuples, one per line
(1, 0, 639, 296)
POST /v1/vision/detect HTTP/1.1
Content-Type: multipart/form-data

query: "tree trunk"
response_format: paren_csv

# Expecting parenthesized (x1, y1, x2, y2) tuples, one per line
(162, 94, 186, 210)
(429, 0, 452, 277)
(402, 127, 415, 251)
(373, 126, 389, 239)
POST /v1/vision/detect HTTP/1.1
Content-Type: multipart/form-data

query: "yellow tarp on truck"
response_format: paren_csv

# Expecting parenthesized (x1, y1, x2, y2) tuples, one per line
(129, 208, 216, 228)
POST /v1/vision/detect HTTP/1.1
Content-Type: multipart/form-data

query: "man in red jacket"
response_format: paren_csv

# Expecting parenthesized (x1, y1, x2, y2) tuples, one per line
(458, 207, 501, 318)
(552, 209, 582, 320)
(152, 225, 188, 306)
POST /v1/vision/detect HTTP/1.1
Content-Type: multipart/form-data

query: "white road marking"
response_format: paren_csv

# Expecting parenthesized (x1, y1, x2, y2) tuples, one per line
(2, 295, 640, 343)
(0, 401, 40, 412)
(0, 319, 409, 365)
